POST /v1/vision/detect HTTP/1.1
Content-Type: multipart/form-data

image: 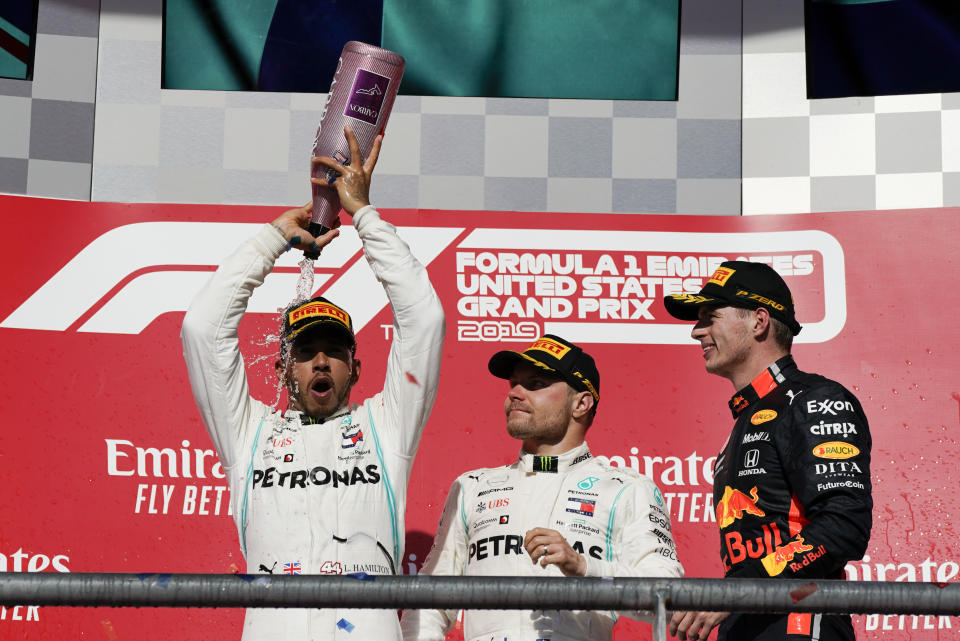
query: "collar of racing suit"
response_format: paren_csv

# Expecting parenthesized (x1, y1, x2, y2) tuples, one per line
(727, 354, 798, 418)
(282, 405, 352, 425)
(518, 442, 593, 474)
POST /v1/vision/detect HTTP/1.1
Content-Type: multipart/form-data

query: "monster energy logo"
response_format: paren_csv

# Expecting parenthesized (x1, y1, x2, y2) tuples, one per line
(533, 456, 559, 473)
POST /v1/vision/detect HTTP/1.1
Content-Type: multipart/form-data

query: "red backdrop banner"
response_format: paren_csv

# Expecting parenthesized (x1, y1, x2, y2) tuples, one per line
(1, 195, 957, 639)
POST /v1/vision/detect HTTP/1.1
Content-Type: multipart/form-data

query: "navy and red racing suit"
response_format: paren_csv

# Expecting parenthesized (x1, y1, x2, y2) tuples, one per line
(712, 355, 872, 641)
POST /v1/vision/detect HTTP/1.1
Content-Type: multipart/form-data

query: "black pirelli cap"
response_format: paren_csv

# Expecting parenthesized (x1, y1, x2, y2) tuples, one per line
(488, 334, 600, 405)
(663, 261, 802, 335)
(281, 296, 355, 347)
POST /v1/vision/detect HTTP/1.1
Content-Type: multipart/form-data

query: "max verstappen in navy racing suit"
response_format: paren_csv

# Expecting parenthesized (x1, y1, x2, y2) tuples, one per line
(401, 335, 683, 641)
(182, 128, 444, 641)
(664, 261, 872, 641)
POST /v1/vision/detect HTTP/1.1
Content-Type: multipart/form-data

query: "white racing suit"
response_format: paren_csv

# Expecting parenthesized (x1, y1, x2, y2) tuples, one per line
(401, 443, 684, 641)
(181, 206, 445, 641)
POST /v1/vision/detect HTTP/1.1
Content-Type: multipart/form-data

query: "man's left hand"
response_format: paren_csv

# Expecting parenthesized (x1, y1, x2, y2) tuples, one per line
(523, 527, 587, 576)
(669, 610, 729, 640)
(311, 126, 382, 216)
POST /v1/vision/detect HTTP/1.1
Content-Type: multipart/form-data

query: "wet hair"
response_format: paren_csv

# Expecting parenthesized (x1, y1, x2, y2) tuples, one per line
(770, 317, 794, 351)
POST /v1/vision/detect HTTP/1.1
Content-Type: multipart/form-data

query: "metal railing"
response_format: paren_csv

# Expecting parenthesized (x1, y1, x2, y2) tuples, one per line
(1, 574, 958, 641)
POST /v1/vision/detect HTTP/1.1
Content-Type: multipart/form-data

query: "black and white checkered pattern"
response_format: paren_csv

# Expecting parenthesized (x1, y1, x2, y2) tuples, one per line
(0, 0, 99, 199)
(88, 0, 744, 214)
(3, 0, 957, 214)
(742, 0, 960, 214)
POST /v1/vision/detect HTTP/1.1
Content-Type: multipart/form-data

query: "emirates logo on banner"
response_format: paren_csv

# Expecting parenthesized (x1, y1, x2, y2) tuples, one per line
(596, 447, 717, 524)
(0, 549, 70, 573)
(848, 555, 960, 633)
(0, 548, 71, 624)
(105, 438, 232, 517)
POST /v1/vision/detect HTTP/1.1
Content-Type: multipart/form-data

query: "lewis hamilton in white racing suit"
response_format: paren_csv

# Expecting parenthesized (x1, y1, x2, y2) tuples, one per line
(401, 335, 683, 641)
(182, 129, 444, 641)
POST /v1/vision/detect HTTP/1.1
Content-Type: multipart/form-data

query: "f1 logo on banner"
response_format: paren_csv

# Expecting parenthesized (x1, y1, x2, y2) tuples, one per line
(0, 222, 461, 335)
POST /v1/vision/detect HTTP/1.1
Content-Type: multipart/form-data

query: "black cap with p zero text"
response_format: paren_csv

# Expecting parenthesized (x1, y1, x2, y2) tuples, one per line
(663, 261, 802, 335)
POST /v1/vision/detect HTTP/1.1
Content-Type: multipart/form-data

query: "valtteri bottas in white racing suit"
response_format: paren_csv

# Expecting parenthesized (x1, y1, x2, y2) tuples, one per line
(401, 442, 683, 641)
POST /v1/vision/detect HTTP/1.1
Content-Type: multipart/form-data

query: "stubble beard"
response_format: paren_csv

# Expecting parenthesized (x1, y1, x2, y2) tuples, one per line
(289, 377, 353, 421)
(506, 407, 569, 444)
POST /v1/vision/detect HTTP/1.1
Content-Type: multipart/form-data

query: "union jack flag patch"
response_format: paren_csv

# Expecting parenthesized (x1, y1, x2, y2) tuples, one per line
(342, 429, 364, 449)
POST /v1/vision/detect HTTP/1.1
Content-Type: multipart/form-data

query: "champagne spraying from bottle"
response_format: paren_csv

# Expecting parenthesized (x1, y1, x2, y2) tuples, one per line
(306, 41, 405, 259)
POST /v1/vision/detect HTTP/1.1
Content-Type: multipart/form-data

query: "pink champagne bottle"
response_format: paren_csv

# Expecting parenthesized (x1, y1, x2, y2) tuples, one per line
(306, 41, 405, 258)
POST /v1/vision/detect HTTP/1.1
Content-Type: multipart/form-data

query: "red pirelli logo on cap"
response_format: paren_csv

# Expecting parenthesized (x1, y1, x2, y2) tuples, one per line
(289, 302, 350, 327)
(527, 337, 571, 359)
(708, 266, 735, 286)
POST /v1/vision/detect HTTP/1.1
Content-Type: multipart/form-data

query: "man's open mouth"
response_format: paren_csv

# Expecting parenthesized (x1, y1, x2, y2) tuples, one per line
(311, 379, 333, 397)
